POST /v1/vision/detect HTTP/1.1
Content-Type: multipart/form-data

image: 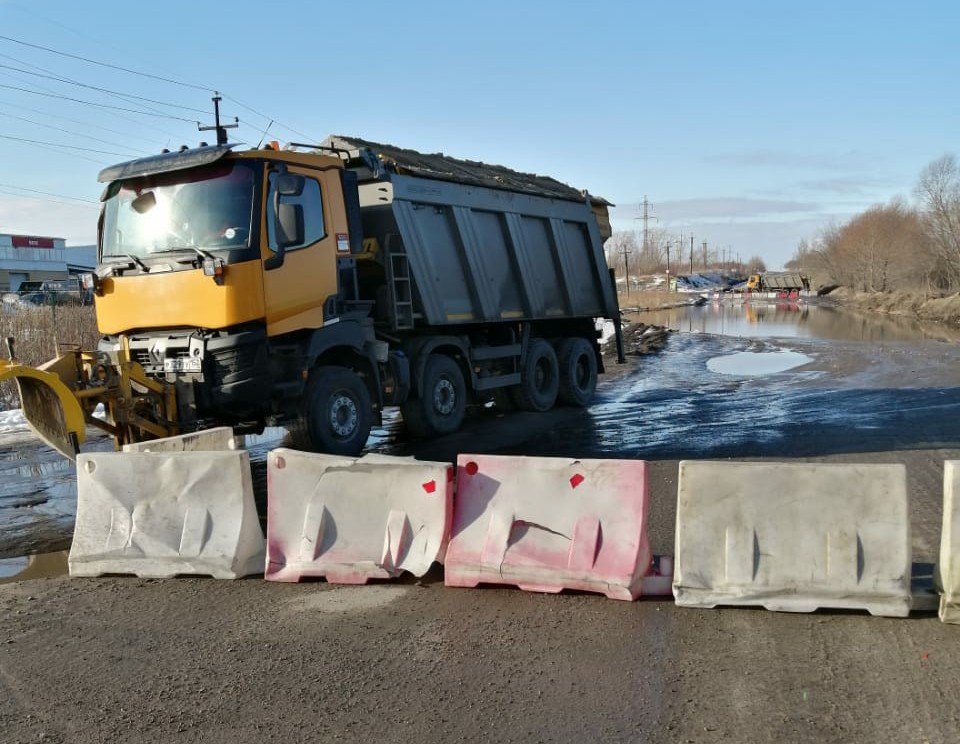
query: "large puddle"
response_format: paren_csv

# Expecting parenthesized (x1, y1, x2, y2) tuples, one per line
(638, 299, 960, 343)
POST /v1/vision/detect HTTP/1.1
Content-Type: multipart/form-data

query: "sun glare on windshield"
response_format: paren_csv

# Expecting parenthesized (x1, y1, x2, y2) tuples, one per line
(102, 161, 255, 259)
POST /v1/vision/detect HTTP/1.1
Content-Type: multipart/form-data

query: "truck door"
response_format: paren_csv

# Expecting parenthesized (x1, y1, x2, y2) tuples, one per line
(260, 165, 343, 336)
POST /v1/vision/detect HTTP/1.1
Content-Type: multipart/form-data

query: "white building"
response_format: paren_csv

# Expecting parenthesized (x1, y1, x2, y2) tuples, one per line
(0, 233, 96, 292)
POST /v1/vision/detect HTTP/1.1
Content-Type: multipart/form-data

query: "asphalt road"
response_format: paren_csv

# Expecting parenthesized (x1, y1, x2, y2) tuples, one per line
(3, 305, 960, 743)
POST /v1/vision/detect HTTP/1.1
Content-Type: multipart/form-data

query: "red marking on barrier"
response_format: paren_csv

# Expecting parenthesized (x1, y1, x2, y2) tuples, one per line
(422, 480, 437, 494)
(447, 466, 454, 483)
(570, 473, 585, 489)
(465, 461, 479, 475)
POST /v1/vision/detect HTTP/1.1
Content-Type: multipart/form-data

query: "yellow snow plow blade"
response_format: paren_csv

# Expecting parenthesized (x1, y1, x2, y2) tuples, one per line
(0, 357, 87, 460)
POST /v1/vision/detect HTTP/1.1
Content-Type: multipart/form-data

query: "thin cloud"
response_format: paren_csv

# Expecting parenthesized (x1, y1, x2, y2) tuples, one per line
(614, 197, 821, 223)
(704, 149, 875, 172)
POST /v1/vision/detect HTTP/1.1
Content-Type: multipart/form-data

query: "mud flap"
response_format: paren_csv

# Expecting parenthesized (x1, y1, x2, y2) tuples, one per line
(0, 359, 86, 459)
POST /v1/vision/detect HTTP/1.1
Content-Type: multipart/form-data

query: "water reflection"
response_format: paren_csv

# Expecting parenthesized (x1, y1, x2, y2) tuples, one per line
(638, 300, 960, 343)
(0, 550, 67, 583)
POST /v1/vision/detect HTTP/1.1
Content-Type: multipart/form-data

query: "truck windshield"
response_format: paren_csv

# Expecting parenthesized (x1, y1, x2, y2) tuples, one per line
(101, 161, 256, 260)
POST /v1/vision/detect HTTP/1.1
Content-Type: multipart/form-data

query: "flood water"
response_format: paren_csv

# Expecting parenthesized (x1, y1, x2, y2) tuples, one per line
(640, 298, 960, 344)
(3, 297, 960, 560)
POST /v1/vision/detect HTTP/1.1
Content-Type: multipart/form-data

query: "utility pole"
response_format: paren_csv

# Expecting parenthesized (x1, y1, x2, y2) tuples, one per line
(198, 92, 238, 146)
(618, 241, 632, 298)
(702, 240, 708, 270)
(665, 240, 671, 292)
(689, 234, 695, 274)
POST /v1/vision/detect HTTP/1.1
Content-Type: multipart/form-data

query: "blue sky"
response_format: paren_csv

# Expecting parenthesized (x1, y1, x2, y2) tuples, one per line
(0, 0, 957, 266)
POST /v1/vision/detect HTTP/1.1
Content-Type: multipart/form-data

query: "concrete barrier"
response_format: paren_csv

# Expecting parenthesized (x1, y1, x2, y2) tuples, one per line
(265, 449, 452, 584)
(69, 450, 265, 579)
(122, 427, 239, 453)
(673, 461, 911, 617)
(444, 454, 654, 600)
(940, 462, 960, 624)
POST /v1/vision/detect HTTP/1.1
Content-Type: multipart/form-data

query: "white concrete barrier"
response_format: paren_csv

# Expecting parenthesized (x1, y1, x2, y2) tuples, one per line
(673, 461, 911, 617)
(265, 449, 452, 584)
(444, 454, 654, 600)
(940, 462, 960, 624)
(69, 450, 265, 579)
(122, 427, 239, 453)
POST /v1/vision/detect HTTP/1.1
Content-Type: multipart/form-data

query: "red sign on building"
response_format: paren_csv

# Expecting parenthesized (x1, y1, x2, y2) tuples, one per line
(11, 235, 56, 249)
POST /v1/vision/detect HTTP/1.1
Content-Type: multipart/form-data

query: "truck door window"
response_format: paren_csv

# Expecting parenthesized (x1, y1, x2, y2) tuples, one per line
(267, 172, 325, 251)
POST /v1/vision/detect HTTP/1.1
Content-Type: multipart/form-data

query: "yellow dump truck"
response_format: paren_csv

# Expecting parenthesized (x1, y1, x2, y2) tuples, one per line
(1, 136, 622, 459)
(744, 272, 810, 293)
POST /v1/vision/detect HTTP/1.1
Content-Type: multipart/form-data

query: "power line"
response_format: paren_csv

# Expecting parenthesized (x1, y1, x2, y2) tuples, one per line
(0, 33, 210, 91)
(0, 34, 319, 147)
(0, 186, 99, 208)
(0, 182, 97, 203)
(0, 82, 199, 122)
(0, 61, 209, 114)
(0, 98, 158, 147)
(0, 132, 128, 156)
(0, 110, 144, 154)
(223, 95, 320, 143)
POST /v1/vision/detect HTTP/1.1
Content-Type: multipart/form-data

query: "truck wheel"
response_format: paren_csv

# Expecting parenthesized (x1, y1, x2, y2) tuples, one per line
(511, 338, 559, 412)
(401, 354, 466, 437)
(557, 337, 598, 407)
(301, 366, 372, 456)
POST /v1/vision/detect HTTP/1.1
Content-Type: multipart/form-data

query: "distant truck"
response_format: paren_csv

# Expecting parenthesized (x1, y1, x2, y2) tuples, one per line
(745, 272, 810, 293)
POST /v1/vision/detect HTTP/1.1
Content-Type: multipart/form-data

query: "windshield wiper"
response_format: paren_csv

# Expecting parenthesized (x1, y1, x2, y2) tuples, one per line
(102, 253, 150, 273)
(151, 245, 218, 262)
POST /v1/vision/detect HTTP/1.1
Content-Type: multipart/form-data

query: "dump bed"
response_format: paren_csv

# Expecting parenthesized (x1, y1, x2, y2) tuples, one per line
(762, 273, 808, 290)
(325, 136, 619, 329)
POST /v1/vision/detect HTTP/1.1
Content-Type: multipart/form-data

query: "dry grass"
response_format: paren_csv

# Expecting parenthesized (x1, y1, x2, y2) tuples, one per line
(840, 289, 960, 326)
(618, 288, 686, 311)
(0, 305, 99, 409)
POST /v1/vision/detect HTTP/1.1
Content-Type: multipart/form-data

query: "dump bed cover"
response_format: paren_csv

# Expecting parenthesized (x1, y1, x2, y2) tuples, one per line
(324, 135, 611, 206)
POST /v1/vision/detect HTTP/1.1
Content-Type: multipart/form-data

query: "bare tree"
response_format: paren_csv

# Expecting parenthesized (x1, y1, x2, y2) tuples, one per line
(603, 231, 638, 278)
(915, 154, 960, 287)
(744, 255, 767, 272)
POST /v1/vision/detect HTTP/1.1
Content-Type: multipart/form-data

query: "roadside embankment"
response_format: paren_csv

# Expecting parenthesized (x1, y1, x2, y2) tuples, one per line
(618, 289, 705, 314)
(830, 287, 960, 327)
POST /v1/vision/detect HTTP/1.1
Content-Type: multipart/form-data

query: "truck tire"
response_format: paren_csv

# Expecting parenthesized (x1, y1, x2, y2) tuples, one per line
(401, 354, 466, 437)
(301, 365, 372, 457)
(557, 337, 598, 407)
(511, 338, 559, 412)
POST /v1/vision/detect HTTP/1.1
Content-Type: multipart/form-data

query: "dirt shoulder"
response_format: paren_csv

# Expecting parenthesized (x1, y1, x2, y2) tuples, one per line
(830, 287, 960, 328)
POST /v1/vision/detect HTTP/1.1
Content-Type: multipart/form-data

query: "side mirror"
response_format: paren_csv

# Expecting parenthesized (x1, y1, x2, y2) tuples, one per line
(276, 174, 304, 197)
(265, 202, 304, 270)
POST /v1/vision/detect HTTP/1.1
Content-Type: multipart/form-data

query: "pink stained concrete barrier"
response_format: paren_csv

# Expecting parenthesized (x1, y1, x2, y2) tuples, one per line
(265, 449, 453, 584)
(444, 454, 656, 601)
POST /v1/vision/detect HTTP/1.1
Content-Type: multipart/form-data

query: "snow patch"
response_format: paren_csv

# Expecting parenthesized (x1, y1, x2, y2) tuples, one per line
(707, 350, 812, 377)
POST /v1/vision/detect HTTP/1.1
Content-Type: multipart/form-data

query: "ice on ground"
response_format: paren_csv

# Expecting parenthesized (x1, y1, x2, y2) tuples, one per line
(599, 319, 616, 344)
(707, 350, 812, 377)
(0, 408, 26, 433)
(0, 403, 105, 435)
